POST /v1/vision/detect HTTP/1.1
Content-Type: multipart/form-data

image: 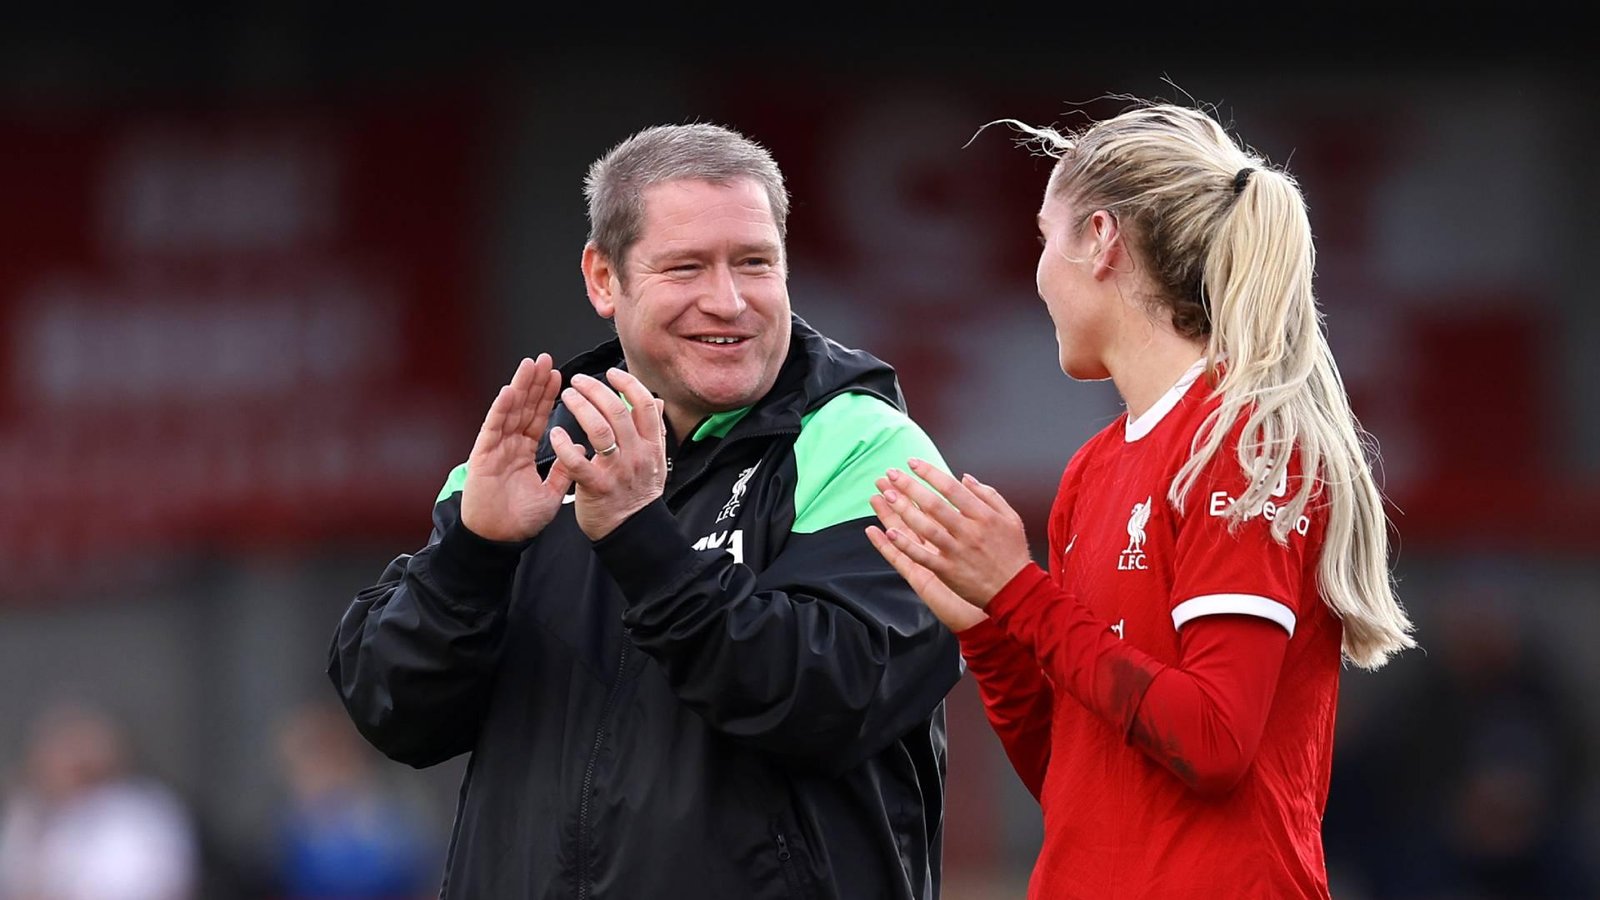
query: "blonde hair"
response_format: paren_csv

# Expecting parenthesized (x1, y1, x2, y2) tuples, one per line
(1006, 102, 1413, 669)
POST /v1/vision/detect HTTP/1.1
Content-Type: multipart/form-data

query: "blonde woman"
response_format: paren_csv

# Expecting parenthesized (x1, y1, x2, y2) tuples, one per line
(866, 102, 1415, 899)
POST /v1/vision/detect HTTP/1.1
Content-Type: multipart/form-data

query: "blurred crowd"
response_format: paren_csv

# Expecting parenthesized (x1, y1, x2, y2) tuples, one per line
(1324, 587, 1596, 899)
(0, 698, 435, 900)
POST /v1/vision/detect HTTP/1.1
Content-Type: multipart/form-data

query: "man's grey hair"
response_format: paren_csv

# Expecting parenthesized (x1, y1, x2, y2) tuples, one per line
(584, 123, 790, 274)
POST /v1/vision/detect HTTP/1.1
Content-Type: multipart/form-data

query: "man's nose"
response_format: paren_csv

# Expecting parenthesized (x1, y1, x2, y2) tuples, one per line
(698, 263, 748, 318)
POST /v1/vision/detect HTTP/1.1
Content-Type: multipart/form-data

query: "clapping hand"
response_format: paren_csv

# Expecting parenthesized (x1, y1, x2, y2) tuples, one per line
(866, 459, 1033, 612)
(460, 354, 574, 542)
(548, 368, 668, 540)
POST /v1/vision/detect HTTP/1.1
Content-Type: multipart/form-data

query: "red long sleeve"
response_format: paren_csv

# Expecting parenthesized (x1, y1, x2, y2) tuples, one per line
(955, 618, 1054, 799)
(985, 563, 1289, 794)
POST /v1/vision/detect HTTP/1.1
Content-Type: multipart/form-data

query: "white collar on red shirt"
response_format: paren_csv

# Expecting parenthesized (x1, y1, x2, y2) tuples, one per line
(1124, 357, 1208, 442)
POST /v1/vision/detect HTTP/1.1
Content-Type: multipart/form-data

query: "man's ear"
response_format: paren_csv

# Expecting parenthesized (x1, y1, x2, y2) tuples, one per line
(1087, 210, 1124, 280)
(582, 244, 619, 318)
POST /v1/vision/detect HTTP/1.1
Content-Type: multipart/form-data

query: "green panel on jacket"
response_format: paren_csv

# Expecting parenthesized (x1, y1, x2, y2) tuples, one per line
(791, 391, 948, 535)
(437, 461, 470, 503)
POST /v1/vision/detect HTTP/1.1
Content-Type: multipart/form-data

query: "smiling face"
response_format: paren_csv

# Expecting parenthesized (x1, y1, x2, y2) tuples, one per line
(582, 176, 791, 438)
(1034, 181, 1120, 382)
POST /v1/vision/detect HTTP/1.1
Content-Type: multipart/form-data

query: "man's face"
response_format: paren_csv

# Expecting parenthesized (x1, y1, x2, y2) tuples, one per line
(583, 177, 791, 437)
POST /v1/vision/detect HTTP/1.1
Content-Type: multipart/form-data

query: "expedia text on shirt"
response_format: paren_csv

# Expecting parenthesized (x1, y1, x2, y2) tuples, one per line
(1208, 491, 1310, 536)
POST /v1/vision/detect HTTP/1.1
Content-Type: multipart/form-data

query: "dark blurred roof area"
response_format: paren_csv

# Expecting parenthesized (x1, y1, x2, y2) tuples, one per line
(2, 5, 1590, 108)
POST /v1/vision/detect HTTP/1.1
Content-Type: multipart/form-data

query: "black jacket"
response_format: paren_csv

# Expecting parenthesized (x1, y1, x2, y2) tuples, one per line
(329, 317, 963, 899)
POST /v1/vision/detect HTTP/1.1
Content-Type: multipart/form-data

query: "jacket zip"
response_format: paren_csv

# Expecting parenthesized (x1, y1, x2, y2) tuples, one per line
(775, 831, 804, 896)
(572, 426, 798, 896)
(666, 428, 798, 504)
(575, 629, 632, 900)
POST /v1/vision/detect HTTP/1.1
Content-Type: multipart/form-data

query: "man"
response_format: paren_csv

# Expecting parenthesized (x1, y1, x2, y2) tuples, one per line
(329, 123, 962, 899)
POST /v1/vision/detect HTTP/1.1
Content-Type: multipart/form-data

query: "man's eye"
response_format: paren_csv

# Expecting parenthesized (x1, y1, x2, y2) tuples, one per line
(741, 258, 772, 268)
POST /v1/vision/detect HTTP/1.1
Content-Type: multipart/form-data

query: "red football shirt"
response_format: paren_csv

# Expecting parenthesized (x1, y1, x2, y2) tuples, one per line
(960, 361, 1342, 899)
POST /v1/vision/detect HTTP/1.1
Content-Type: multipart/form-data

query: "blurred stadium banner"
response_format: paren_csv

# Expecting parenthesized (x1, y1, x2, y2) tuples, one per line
(0, 94, 484, 601)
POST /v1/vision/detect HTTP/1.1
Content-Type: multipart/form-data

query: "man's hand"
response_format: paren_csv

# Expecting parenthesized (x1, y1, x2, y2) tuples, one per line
(549, 368, 668, 540)
(460, 354, 574, 542)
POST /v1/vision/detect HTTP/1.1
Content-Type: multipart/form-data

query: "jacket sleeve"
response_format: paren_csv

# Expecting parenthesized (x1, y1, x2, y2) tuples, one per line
(592, 398, 963, 775)
(327, 471, 527, 769)
(955, 619, 1054, 801)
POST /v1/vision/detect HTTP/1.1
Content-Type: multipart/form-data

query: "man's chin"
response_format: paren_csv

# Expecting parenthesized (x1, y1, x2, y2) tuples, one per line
(678, 364, 784, 412)
(686, 381, 766, 412)
(698, 393, 759, 413)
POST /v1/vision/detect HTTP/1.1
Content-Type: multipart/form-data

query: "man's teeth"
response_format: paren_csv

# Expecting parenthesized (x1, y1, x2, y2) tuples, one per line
(697, 337, 741, 344)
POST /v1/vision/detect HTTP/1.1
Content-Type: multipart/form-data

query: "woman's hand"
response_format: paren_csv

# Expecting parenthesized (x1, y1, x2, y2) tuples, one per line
(869, 459, 1033, 609)
(866, 493, 989, 633)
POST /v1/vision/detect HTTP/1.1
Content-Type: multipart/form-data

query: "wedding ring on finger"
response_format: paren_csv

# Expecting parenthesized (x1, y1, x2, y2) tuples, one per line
(596, 443, 620, 457)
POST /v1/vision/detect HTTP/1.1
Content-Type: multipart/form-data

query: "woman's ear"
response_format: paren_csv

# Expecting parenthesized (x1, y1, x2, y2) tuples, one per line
(1087, 210, 1124, 280)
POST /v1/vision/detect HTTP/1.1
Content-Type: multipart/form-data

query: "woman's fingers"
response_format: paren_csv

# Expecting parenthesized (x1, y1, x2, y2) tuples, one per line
(960, 471, 1022, 523)
(872, 483, 962, 557)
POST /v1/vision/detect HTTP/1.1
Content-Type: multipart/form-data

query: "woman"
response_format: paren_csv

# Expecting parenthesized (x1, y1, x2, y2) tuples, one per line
(865, 102, 1415, 898)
